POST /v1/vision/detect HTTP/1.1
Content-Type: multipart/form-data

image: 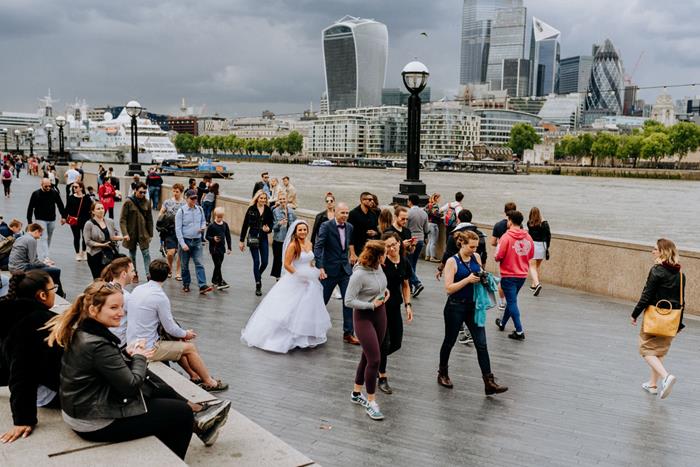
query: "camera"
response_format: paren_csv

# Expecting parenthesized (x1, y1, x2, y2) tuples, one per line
(477, 270, 489, 287)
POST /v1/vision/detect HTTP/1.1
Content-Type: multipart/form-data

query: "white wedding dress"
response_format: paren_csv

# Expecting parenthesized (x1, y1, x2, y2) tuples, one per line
(241, 250, 331, 353)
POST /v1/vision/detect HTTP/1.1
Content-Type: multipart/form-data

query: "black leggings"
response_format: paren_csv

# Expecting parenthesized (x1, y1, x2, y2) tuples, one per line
(70, 223, 86, 253)
(354, 305, 387, 395)
(87, 252, 106, 279)
(2, 180, 10, 196)
(439, 297, 491, 375)
(379, 299, 403, 374)
(76, 397, 194, 460)
(211, 252, 224, 284)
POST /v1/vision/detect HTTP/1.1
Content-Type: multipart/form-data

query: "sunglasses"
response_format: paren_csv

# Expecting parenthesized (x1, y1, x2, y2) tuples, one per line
(189, 196, 198, 200)
(325, 199, 334, 203)
(97, 282, 122, 293)
(137, 191, 147, 195)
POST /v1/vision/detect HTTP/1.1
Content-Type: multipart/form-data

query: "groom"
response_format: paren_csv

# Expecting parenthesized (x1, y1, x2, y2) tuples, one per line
(314, 202, 360, 345)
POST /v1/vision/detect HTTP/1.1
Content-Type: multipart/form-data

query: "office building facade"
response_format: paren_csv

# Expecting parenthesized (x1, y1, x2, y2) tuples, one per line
(558, 56, 593, 95)
(381, 87, 431, 106)
(486, 6, 527, 91)
(322, 16, 388, 113)
(529, 17, 561, 96)
(420, 101, 481, 159)
(586, 39, 625, 116)
(502, 58, 530, 97)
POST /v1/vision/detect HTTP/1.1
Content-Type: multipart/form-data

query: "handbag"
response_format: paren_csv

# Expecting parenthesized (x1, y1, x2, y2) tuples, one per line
(246, 210, 262, 248)
(642, 273, 684, 337)
(67, 196, 84, 226)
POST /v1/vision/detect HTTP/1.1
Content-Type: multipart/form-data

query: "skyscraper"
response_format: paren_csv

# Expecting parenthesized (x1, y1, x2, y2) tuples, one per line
(586, 39, 625, 115)
(501, 58, 530, 97)
(322, 16, 388, 113)
(558, 56, 593, 95)
(459, 0, 522, 86)
(486, 5, 527, 91)
(529, 17, 561, 96)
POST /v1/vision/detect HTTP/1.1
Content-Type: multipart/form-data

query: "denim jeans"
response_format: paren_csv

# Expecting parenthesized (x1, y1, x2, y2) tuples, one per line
(35, 220, 56, 260)
(148, 186, 161, 210)
(408, 240, 424, 288)
(439, 297, 491, 374)
(129, 246, 152, 277)
(179, 238, 207, 288)
(249, 233, 269, 283)
(426, 223, 439, 258)
(500, 277, 526, 332)
(201, 201, 214, 224)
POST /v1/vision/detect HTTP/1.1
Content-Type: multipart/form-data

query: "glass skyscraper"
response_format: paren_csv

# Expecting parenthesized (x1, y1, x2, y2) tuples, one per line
(529, 17, 561, 96)
(586, 39, 625, 115)
(486, 6, 527, 91)
(460, 0, 522, 85)
(502, 58, 530, 97)
(322, 16, 388, 113)
(558, 56, 593, 95)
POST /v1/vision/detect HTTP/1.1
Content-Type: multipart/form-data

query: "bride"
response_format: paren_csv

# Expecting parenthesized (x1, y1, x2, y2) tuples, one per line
(241, 220, 332, 353)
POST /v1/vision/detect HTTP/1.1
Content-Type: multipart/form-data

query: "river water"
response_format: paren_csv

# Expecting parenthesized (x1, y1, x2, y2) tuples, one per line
(91, 161, 699, 251)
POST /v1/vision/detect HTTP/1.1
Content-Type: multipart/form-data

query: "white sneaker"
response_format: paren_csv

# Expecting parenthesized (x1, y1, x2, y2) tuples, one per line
(75, 253, 82, 261)
(81, 251, 88, 260)
(366, 401, 384, 420)
(641, 382, 658, 395)
(659, 374, 676, 400)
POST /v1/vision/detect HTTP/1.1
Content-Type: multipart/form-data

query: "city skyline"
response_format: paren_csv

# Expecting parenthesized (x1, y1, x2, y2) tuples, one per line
(1, 0, 699, 117)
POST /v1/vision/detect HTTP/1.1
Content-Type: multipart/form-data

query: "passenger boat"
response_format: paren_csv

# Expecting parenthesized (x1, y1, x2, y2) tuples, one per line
(308, 159, 335, 167)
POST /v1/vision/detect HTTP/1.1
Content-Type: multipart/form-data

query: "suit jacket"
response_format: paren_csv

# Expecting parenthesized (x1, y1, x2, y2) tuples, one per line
(314, 219, 353, 278)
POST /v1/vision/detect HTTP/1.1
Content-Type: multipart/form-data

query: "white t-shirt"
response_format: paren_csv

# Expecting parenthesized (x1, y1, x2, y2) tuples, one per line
(66, 169, 81, 184)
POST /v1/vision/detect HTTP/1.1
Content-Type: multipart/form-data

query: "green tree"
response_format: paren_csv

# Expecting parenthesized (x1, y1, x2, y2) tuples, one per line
(554, 135, 576, 160)
(616, 134, 644, 167)
(174, 133, 194, 153)
(272, 137, 287, 155)
(642, 120, 667, 136)
(508, 123, 541, 156)
(287, 131, 303, 155)
(641, 132, 671, 167)
(668, 121, 700, 166)
(590, 133, 620, 166)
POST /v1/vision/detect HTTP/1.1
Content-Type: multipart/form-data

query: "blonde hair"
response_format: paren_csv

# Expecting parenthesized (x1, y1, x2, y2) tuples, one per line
(454, 230, 479, 248)
(358, 240, 386, 269)
(44, 281, 123, 348)
(213, 207, 225, 218)
(250, 189, 268, 206)
(656, 238, 679, 265)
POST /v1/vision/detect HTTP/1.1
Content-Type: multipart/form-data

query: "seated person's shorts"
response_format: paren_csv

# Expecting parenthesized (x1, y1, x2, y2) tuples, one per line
(150, 340, 187, 362)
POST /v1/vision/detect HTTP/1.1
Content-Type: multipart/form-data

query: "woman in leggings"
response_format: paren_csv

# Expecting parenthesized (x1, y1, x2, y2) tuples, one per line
(378, 232, 412, 394)
(438, 231, 508, 396)
(345, 240, 388, 420)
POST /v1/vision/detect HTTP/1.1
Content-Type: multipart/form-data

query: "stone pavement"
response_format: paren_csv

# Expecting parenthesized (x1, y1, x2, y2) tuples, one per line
(3, 174, 700, 466)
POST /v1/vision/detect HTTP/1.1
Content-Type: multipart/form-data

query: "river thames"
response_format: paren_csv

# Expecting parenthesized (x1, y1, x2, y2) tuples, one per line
(95, 161, 699, 251)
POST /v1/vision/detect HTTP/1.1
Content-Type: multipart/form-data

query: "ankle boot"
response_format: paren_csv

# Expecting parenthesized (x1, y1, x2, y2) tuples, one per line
(437, 366, 453, 388)
(255, 282, 262, 296)
(483, 373, 508, 395)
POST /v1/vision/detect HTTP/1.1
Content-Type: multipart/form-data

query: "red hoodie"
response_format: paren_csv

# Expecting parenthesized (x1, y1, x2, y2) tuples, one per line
(495, 228, 534, 278)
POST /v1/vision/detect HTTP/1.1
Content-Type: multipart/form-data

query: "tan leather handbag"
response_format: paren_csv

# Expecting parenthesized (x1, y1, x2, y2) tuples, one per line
(642, 273, 683, 337)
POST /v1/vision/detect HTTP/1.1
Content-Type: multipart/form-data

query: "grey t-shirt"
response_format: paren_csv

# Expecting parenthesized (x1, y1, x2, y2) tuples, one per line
(62, 411, 113, 432)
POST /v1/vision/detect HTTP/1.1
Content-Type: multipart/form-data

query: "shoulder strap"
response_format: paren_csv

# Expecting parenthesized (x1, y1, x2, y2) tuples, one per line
(680, 272, 684, 308)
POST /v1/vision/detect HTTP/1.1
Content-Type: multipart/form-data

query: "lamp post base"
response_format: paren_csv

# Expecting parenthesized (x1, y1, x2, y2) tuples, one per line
(126, 163, 145, 176)
(393, 180, 429, 206)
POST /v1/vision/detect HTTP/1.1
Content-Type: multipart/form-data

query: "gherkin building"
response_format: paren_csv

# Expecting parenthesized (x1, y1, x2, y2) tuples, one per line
(586, 39, 625, 115)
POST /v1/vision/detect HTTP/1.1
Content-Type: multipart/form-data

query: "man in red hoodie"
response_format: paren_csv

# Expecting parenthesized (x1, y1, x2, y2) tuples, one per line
(494, 210, 534, 340)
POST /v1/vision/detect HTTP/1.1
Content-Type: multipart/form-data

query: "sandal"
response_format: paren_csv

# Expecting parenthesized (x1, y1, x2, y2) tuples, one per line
(175, 275, 182, 281)
(190, 378, 203, 386)
(201, 379, 229, 393)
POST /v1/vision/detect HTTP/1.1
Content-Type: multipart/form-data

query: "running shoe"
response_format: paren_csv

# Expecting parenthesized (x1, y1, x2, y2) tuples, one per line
(533, 284, 542, 297)
(217, 281, 230, 290)
(351, 392, 369, 407)
(366, 401, 384, 420)
(458, 332, 473, 345)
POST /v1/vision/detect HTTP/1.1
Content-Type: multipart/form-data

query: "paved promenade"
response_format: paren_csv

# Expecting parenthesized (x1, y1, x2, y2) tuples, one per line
(3, 175, 700, 466)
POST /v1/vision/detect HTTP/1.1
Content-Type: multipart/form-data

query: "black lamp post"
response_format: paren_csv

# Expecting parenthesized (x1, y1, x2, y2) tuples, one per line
(393, 61, 430, 206)
(27, 128, 34, 157)
(14, 130, 20, 154)
(45, 123, 53, 159)
(55, 116, 68, 165)
(0, 128, 7, 153)
(125, 100, 145, 176)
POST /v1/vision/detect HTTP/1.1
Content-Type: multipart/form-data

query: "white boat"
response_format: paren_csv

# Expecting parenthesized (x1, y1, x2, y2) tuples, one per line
(308, 159, 335, 167)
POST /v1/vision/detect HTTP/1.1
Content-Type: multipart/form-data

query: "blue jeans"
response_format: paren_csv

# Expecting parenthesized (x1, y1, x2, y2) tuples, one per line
(202, 201, 214, 224)
(129, 246, 152, 277)
(408, 240, 424, 288)
(322, 274, 353, 334)
(179, 238, 207, 288)
(35, 220, 56, 260)
(148, 186, 161, 210)
(249, 234, 269, 283)
(500, 277, 526, 332)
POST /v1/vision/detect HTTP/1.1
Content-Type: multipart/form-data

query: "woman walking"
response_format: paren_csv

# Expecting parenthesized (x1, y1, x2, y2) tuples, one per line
(98, 176, 117, 219)
(527, 207, 551, 296)
(271, 193, 297, 279)
(345, 240, 389, 420)
(631, 238, 685, 400)
(159, 183, 185, 280)
(239, 190, 273, 296)
(424, 193, 442, 261)
(311, 192, 335, 245)
(45, 281, 195, 459)
(66, 182, 93, 262)
(83, 202, 123, 279)
(201, 183, 218, 224)
(378, 232, 413, 394)
(438, 231, 508, 395)
(2, 164, 12, 198)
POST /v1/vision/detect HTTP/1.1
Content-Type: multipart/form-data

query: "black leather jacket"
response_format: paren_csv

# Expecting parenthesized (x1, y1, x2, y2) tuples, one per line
(632, 263, 686, 331)
(60, 319, 147, 420)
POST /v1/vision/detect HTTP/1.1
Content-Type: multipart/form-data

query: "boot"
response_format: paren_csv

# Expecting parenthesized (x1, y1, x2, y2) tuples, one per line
(437, 366, 453, 388)
(255, 282, 262, 296)
(483, 373, 508, 395)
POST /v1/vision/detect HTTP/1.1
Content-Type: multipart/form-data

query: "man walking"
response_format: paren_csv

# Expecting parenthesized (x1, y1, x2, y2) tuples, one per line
(406, 194, 429, 297)
(490, 201, 517, 310)
(252, 172, 271, 198)
(347, 192, 379, 264)
(175, 189, 213, 294)
(280, 176, 298, 209)
(63, 162, 82, 198)
(26, 178, 66, 261)
(314, 202, 359, 345)
(120, 182, 153, 282)
(494, 210, 534, 340)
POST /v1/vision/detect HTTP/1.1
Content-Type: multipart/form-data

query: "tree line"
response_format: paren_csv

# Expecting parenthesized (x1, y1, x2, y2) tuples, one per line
(174, 132, 304, 156)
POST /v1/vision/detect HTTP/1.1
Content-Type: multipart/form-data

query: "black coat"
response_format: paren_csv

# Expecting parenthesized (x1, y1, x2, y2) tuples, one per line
(632, 264, 686, 331)
(239, 205, 273, 242)
(311, 210, 330, 245)
(60, 319, 147, 420)
(440, 224, 487, 266)
(26, 188, 66, 223)
(0, 298, 62, 426)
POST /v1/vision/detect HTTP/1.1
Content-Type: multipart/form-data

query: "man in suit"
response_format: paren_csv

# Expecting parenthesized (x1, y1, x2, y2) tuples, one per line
(314, 202, 359, 345)
(251, 172, 271, 199)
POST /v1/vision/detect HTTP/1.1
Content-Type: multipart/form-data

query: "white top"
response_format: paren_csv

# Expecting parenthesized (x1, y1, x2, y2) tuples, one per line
(65, 169, 81, 184)
(126, 281, 187, 349)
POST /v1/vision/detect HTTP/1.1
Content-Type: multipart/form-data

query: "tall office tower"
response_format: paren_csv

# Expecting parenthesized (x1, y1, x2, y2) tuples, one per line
(586, 39, 625, 115)
(501, 58, 530, 97)
(558, 56, 593, 94)
(322, 16, 388, 113)
(486, 6, 527, 91)
(459, 0, 522, 85)
(529, 17, 561, 96)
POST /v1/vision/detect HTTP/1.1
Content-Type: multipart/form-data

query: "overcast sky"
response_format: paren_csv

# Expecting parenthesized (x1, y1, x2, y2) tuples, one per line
(2, 0, 698, 117)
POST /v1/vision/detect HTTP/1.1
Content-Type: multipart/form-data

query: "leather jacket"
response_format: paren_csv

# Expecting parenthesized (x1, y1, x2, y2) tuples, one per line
(60, 319, 147, 420)
(632, 263, 685, 331)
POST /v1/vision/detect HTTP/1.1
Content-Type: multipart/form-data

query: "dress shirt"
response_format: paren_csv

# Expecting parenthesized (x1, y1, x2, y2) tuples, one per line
(126, 281, 187, 349)
(175, 204, 206, 247)
(336, 219, 346, 250)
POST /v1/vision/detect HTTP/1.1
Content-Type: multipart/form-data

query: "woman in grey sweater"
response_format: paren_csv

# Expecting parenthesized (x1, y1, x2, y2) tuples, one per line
(344, 240, 388, 421)
(83, 202, 122, 279)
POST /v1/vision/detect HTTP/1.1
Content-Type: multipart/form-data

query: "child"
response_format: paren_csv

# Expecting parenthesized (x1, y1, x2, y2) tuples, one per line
(86, 186, 99, 204)
(205, 207, 232, 289)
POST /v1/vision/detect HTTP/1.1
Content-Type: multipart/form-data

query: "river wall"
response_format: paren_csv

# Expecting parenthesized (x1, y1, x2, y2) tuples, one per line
(86, 172, 698, 315)
(525, 165, 700, 180)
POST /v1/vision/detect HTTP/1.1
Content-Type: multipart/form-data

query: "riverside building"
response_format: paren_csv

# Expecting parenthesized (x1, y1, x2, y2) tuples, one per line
(420, 101, 481, 159)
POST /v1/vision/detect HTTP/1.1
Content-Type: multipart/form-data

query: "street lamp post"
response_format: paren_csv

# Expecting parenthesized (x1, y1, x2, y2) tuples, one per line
(45, 123, 53, 159)
(14, 130, 20, 154)
(27, 128, 34, 157)
(393, 61, 430, 206)
(125, 100, 145, 176)
(0, 129, 7, 153)
(55, 115, 68, 166)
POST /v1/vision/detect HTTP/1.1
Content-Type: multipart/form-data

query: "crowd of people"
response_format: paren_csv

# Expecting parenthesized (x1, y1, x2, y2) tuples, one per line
(0, 161, 688, 458)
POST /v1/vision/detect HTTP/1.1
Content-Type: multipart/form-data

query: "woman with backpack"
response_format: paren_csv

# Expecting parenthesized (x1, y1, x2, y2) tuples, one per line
(2, 164, 12, 198)
(526, 207, 551, 297)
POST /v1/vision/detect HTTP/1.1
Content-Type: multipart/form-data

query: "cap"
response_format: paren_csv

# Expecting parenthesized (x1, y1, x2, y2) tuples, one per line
(185, 189, 197, 198)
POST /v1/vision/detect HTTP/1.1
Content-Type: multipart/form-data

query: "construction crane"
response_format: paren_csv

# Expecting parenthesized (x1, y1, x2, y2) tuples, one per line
(625, 51, 645, 85)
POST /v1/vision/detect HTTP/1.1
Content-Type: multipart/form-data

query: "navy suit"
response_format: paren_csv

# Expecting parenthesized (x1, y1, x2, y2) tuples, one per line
(314, 219, 354, 334)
